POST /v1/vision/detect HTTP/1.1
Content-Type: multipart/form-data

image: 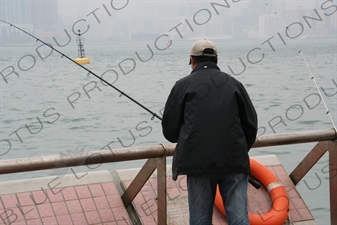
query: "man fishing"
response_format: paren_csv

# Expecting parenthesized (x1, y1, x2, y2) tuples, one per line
(162, 39, 258, 225)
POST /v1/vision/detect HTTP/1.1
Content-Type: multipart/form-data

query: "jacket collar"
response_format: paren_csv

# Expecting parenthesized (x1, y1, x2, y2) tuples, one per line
(191, 61, 220, 73)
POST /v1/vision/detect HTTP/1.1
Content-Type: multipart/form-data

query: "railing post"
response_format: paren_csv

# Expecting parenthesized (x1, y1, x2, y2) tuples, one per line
(289, 141, 328, 185)
(328, 141, 337, 225)
(120, 152, 167, 224)
(121, 158, 157, 207)
(157, 155, 167, 225)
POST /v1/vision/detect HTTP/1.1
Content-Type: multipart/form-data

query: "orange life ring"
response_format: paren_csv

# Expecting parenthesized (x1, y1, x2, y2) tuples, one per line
(214, 158, 289, 225)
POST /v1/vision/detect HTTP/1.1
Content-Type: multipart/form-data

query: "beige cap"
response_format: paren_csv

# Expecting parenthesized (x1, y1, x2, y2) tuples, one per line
(190, 39, 218, 57)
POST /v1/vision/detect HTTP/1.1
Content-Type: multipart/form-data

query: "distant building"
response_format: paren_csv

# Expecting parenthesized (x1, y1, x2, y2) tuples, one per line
(259, 14, 283, 37)
(31, 0, 58, 31)
(246, 0, 285, 38)
(0, 0, 58, 43)
(0, 0, 32, 43)
(0, 0, 32, 24)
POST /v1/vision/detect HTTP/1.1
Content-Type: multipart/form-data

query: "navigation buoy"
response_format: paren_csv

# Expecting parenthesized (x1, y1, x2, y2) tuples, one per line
(74, 29, 90, 65)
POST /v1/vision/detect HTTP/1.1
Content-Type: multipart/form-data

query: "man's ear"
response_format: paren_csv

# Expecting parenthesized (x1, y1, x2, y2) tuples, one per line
(190, 57, 196, 69)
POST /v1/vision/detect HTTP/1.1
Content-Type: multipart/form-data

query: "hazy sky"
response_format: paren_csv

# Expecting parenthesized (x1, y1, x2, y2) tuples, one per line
(57, 0, 318, 20)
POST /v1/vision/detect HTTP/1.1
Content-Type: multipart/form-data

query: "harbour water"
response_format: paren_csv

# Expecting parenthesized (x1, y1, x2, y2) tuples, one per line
(0, 38, 336, 224)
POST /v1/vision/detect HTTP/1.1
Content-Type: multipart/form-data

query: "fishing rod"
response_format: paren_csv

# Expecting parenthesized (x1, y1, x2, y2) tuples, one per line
(265, 4, 337, 132)
(0, 19, 162, 121)
(1, 20, 261, 189)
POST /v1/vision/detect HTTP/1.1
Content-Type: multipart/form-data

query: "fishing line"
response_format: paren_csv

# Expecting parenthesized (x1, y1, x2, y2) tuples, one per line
(1, 20, 262, 189)
(265, 4, 337, 131)
(0, 20, 162, 121)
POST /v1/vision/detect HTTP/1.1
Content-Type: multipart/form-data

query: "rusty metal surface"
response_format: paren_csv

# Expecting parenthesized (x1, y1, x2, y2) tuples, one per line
(289, 140, 337, 225)
(0, 143, 176, 175)
(252, 128, 337, 148)
(121, 158, 158, 207)
(121, 156, 167, 224)
(328, 141, 337, 225)
(156, 156, 167, 225)
(289, 141, 328, 185)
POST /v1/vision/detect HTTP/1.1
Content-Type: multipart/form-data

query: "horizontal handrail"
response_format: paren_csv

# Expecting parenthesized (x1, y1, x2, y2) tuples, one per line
(252, 128, 336, 147)
(0, 144, 176, 175)
(0, 129, 336, 175)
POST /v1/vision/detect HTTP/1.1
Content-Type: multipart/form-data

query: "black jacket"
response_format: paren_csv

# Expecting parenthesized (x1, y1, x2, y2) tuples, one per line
(162, 62, 258, 181)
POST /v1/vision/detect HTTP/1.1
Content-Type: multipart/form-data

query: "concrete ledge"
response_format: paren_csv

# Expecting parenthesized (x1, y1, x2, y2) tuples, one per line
(252, 154, 282, 166)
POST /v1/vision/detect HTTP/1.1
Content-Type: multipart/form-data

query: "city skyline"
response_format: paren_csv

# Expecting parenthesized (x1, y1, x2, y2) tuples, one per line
(0, 0, 335, 44)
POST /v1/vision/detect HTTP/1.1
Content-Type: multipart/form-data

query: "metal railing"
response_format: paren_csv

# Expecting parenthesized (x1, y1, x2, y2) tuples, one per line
(0, 129, 336, 224)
